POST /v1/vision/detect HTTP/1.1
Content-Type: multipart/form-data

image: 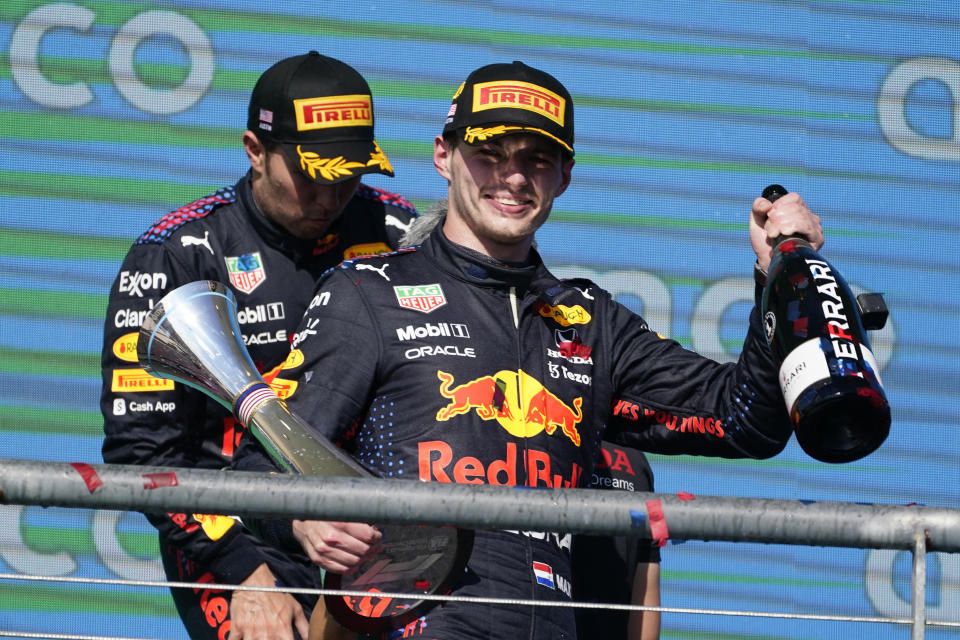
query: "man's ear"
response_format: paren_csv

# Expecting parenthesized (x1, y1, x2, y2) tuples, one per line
(433, 135, 453, 182)
(243, 130, 266, 175)
(555, 157, 575, 198)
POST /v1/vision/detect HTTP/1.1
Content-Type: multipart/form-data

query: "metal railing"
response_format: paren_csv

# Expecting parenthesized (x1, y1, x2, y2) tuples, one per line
(2, 458, 959, 639)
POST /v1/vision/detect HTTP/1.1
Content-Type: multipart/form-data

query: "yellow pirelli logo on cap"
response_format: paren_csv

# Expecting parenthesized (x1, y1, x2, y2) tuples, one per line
(472, 81, 565, 126)
(294, 94, 373, 131)
(111, 368, 175, 392)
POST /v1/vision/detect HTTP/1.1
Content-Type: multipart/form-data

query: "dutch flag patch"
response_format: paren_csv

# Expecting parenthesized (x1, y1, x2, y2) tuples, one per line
(532, 561, 556, 589)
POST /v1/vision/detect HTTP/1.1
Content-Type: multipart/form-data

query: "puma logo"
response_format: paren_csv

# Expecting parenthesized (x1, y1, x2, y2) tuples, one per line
(385, 214, 411, 233)
(356, 263, 390, 281)
(181, 231, 213, 255)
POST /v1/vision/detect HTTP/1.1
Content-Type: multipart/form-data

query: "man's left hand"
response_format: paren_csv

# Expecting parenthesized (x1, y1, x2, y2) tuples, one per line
(750, 191, 824, 271)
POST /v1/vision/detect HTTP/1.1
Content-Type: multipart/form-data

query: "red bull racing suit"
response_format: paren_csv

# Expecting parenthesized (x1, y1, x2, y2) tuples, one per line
(99, 173, 416, 640)
(235, 221, 792, 639)
(572, 440, 660, 639)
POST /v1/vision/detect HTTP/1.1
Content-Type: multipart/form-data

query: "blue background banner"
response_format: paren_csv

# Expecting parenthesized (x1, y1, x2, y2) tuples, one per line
(1, 1, 958, 638)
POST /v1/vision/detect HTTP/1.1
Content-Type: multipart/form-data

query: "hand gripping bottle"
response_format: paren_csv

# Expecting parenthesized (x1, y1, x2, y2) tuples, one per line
(760, 185, 890, 463)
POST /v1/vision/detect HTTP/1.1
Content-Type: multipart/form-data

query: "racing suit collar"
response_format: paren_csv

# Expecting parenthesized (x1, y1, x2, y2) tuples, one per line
(238, 171, 327, 262)
(424, 217, 543, 290)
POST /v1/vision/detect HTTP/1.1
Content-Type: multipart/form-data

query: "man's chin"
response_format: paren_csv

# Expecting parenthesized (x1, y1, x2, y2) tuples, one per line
(298, 220, 335, 238)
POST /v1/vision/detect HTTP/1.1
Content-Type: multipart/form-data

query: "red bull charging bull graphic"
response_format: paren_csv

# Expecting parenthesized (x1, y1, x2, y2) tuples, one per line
(435, 370, 582, 446)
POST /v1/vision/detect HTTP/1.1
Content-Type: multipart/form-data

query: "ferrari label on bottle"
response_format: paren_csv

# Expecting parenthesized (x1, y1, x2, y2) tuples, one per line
(778, 338, 830, 411)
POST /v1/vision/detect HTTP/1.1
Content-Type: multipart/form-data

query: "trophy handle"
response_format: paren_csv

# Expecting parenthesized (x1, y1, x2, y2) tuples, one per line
(138, 280, 472, 632)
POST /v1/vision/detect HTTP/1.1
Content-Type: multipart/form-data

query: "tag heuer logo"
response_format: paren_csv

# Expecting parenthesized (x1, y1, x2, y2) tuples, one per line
(394, 284, 446, 313)
(225, 252, 266, 294)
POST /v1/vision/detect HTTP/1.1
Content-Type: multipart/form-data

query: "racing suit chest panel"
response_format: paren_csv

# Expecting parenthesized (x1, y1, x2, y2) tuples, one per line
(333, 251, 602, 492)
(102, 178, 416, 472)
(323, 251, 589, 638)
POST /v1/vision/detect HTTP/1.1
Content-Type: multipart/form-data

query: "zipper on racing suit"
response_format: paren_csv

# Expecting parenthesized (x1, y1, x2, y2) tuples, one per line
(508, 284, 541, 639)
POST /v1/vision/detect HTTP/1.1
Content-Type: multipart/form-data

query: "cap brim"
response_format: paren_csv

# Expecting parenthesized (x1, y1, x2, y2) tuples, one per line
(281, 139, 395, 184)
(456, 124, 573, 155)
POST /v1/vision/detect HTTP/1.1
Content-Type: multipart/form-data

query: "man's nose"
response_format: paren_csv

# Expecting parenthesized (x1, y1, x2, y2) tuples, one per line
(311, 184, 342, 209)
(499, 156, 529, 188)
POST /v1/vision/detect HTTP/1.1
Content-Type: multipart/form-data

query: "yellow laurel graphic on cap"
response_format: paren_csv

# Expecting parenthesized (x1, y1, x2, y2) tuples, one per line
(463, 126, 572, 153)
(297, 146, 364, 181)
(464, 125, 519, 143)
(367, 140, 393, 174)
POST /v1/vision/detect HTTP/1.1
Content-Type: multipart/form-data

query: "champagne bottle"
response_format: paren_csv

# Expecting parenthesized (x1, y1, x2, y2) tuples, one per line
(760, 184, 890, 463)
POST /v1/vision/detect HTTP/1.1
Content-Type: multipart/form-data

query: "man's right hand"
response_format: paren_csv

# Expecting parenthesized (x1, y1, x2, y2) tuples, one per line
(229, 563, 309, 640)
(292, 520, 382, 574)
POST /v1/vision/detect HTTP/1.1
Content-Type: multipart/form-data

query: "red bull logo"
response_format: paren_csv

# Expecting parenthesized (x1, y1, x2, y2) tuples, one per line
(436, 369, 582, 446)
(313, 233, 339, 256)
(419, 440, 583, 487)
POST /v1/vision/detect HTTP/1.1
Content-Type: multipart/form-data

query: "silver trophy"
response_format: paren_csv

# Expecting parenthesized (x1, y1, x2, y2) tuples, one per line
(138, 280, 472, 633)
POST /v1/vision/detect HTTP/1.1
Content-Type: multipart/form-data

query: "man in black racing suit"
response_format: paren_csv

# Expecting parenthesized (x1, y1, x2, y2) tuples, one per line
(573, 440, 661, 639)
(100, 52, 417, 640)
(234, 60, 824, 639)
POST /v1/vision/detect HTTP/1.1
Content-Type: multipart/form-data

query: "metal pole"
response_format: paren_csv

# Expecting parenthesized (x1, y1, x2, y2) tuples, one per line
(912, 529, 927, 640)
(2, 458, 960, 552)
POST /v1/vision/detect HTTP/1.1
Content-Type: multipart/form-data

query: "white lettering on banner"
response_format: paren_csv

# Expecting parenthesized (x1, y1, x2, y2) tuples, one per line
(0, 506, 77, 576)
(10, 4, 213, 115)
(92, 511, 165, 581)
(0, 506, 164, 582)
(878, 56, 960, 161)
(865, 550, 960, 622)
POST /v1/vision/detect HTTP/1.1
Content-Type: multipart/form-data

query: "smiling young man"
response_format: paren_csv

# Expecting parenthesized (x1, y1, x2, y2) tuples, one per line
(235, 60, 824, 639)
(101, 51, 416, 640)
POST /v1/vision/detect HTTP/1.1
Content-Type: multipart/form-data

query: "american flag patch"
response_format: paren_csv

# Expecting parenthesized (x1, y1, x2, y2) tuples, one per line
(259, 108, 273, 124)
(532, 561, 555, 589)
